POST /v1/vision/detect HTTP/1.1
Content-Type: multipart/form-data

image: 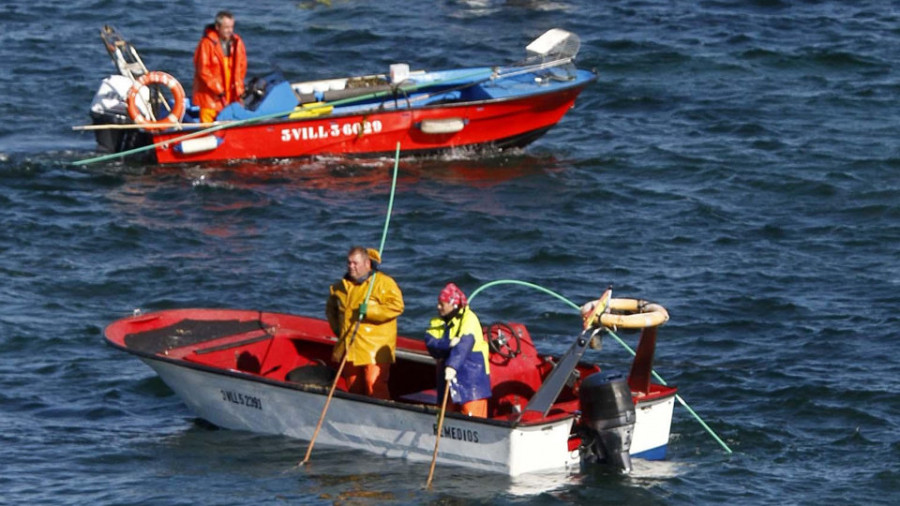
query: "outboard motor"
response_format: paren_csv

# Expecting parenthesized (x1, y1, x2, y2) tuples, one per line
(579, 373, 636, 472)
(89, 75, 151, 154)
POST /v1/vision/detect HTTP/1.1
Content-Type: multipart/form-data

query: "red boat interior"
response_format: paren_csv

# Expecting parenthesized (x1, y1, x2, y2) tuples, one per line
(108, 309, 675, 424)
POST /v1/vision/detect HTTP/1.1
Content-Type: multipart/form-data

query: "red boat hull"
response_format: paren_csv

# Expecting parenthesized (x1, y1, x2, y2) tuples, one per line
(150, 87, 587, 164)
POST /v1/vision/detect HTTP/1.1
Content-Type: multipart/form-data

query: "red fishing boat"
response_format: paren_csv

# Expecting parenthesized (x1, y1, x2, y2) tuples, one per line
(83, 27, 596, 165)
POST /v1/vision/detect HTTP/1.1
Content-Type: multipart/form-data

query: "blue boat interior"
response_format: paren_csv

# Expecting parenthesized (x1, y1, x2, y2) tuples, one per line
(186, 65, 596, 123)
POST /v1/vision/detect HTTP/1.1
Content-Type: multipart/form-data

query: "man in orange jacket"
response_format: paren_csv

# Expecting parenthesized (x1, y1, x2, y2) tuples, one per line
(193, 10, 247, 124)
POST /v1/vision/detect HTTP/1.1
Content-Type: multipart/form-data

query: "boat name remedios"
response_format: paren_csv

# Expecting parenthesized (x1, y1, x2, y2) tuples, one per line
(433, 423, 479, 443)
(280, 120, 383, 143)
(220, 389, 262, 410)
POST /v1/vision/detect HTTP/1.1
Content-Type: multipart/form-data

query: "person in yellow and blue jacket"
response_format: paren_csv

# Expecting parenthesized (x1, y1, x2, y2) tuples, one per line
(425, 283, 491, 417)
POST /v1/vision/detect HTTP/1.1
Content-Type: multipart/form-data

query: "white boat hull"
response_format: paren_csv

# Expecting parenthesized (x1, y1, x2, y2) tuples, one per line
(143, 356, 671, 476)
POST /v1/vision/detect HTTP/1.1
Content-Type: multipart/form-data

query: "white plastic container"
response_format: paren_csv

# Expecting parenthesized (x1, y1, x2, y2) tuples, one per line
(178, 135, 220, 154)
(390, 63, 409, 83)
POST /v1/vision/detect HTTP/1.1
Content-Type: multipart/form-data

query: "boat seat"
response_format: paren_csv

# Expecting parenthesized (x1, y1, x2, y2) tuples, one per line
(484, 322, 548, 417)
(397, 388, 438, 405)
(217, 81, 298, 121)
(236, 351, 261, 374)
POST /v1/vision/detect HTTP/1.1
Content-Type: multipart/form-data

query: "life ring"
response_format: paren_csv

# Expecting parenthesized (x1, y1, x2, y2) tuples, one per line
(583, 298, 669, 329)
(126, 71, 185, 126)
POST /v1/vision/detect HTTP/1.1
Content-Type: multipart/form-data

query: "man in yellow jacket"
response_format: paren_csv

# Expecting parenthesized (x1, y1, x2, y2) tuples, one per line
(326, 246, 404, 400)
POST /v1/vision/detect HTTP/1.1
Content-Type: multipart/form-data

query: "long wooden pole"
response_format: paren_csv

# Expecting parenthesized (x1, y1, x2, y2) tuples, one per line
(297, 321, 360, 467)
(426, 381, 452, 489)
(72, 122, 224, 131)
(299, 143, 401, 467)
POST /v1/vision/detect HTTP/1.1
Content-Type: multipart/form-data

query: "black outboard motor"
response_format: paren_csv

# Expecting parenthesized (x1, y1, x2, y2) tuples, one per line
(579, 373, 636, 472)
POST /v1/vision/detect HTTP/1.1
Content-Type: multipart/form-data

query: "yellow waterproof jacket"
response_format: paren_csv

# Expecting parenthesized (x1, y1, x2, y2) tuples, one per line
(326, 271, 404, 365)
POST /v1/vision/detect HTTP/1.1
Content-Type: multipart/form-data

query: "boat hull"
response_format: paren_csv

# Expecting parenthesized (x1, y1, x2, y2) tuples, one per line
(143, 356, 579, 476)
(139, 352, 672, 475)
(104, 308, 675, 476)
(150, 86, 588, 165)
(631, 394, 675, 460)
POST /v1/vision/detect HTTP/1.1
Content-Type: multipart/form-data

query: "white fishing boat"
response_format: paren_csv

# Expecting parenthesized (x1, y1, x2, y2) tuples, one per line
(104, 296, 677, 476)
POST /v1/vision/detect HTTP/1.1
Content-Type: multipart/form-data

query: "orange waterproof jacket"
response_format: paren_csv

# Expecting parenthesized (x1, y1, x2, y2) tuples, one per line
(326, 271, 404, 366)
(192, 25, 247, 111)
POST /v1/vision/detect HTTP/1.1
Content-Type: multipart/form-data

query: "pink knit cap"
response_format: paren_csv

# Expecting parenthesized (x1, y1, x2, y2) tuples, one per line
(438, 283, 467, 307)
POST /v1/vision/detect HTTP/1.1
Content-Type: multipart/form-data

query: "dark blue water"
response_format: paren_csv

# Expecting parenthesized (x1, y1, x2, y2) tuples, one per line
(2, 0, 899, 504)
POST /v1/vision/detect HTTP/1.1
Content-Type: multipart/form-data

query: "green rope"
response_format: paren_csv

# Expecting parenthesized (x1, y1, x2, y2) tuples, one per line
(468, 279, 734, 454)
(378, 142, 401, 255)
(299, 144, 400, 466)
(470, 279, 581, 311)
(359, 142, 401, 315)
(603, 328, 733, 454)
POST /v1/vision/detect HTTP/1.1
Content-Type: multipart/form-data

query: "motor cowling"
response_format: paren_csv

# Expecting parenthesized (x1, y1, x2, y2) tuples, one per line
(89, 75, 152, 154)
(579, 373, 636, 472)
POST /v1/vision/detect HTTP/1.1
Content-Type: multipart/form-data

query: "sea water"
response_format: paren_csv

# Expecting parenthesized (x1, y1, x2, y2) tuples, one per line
(0, 0, 898, 504)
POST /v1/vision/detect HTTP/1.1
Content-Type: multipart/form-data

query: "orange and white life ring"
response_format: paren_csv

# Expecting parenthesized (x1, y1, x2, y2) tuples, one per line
(126, 71, 185, 126)
(582, 297, 669, 329)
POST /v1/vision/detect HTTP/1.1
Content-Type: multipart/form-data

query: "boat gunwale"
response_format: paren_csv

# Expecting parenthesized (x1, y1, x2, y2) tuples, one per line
(103, 311, 573, 429)
(148, 72, 598, 140)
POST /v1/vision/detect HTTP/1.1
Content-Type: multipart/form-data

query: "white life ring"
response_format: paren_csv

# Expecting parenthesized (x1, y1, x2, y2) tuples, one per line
(126, 71, 185, 126)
